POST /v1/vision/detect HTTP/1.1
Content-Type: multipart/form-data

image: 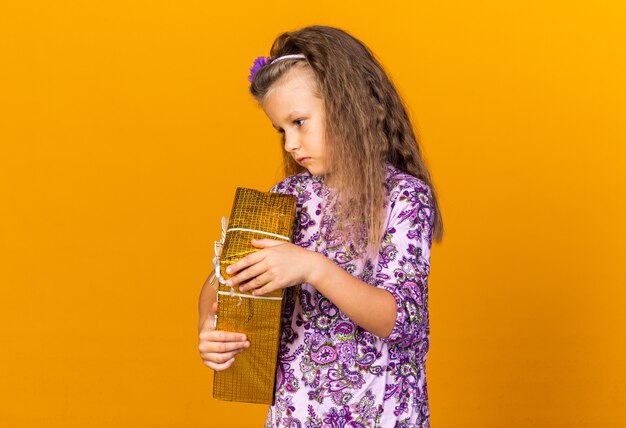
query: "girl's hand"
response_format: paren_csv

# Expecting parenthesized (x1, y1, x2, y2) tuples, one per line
(198, 302, 250, 371)
(225, 239, 321, 296)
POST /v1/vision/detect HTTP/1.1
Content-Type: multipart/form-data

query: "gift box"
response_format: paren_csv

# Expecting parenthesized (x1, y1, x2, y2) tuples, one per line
(212, 187, 297, 405)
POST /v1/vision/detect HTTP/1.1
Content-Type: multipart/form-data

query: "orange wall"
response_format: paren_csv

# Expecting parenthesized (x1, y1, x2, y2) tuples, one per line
(1, 1, 625, 426)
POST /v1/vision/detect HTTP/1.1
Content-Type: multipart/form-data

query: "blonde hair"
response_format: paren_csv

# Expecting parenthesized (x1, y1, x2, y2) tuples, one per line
(250, 25, 444, 253)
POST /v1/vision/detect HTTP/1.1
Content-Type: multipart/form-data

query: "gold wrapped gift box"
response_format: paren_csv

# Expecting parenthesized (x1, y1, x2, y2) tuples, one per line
(213, 187, 297, 405)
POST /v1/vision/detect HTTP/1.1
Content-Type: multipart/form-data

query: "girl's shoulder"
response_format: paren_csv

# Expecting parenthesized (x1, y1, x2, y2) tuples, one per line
(269, 171, 318, 196)
(384, 164, 433, 200)
(384, 165, 436, 230)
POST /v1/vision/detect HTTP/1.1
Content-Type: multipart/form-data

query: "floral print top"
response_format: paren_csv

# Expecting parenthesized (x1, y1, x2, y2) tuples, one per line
(266, 164, 434, 428)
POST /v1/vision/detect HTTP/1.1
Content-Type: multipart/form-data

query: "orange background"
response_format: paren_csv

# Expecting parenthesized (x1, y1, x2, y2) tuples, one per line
(1, 1, 625, 426)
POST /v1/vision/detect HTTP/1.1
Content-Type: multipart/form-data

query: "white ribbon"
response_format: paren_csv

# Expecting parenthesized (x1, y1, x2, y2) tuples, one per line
(226, 227, 290, 241)
(217, 290, 282, 301)
(212, 217, 229, 286)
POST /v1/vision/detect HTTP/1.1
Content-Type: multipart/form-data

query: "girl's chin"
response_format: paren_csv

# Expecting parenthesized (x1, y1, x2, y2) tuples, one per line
(305, 168, 326, 177)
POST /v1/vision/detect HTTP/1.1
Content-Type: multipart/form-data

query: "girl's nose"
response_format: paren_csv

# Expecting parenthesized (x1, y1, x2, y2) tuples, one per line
(283, 132, 299, 152)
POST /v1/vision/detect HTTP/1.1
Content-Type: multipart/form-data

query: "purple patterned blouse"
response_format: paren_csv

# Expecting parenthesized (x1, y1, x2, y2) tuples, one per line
(266, 164, 434, 428)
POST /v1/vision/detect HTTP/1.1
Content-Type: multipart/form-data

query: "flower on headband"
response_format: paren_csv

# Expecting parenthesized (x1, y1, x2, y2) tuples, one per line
(248, 56, 271, 83)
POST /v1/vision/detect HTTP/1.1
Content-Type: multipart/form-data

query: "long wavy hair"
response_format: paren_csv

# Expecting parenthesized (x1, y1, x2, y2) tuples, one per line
(250, 25, 443, 252)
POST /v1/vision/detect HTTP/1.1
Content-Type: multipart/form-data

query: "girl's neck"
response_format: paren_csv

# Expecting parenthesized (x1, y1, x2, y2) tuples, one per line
(318, 173, 335, 189)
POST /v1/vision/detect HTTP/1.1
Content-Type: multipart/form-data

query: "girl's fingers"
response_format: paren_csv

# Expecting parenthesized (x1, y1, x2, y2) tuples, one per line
(198, 329, 247, 343)
(204, 357, 236, 371)
(198, 339, 250, 354)
(239, 272, 272, 292)
(250, 280, 278, 296)
(251, 238, 284, 248)
(200, 348, 244, 364)
(226, 251, 264, 275)
(227, 262, 266, 287)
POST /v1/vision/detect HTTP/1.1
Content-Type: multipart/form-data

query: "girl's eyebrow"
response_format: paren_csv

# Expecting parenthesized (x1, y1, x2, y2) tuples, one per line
(271, 110, 306, 130)
(284, 110, 306, 122)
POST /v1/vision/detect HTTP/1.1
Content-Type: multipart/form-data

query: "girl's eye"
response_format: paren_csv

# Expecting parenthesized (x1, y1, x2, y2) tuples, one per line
(294, 119, 305, 127)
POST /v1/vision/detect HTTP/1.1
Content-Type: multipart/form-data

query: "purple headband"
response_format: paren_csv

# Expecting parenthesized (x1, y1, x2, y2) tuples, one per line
(247, 54, 307, 83)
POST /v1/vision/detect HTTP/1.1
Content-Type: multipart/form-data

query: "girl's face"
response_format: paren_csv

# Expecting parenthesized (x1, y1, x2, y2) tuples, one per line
(261, 67, 328, 177)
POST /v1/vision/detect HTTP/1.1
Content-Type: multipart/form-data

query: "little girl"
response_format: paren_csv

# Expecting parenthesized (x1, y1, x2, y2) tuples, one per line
(198, 25, 443, 427)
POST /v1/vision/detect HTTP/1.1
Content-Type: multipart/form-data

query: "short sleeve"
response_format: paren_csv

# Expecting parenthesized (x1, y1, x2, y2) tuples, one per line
(269, 177, 291, 195)
(269, 173, 316, 246)
(375, 179, 434, 347)
(269, 173, 309, 196)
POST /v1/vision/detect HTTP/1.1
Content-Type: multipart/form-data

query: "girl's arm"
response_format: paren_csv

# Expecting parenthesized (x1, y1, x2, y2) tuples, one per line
(307, 251, 397, 338)
(227, 241, 397, 338)
(197, 273, 250, 370)
(198, 273, 215, 333)
(230, 181, 433, 343)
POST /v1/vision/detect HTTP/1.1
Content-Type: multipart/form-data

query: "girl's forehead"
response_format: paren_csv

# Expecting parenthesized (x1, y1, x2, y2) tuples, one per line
(263, 81, 317, 111)
(263, 74, 322, 113)
(261, 70, 325, 119)
(270, 66, 317, 93)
